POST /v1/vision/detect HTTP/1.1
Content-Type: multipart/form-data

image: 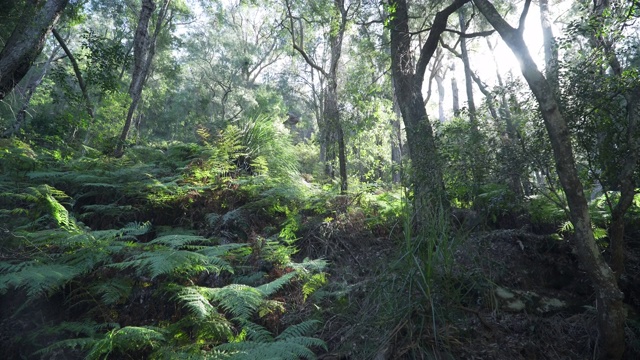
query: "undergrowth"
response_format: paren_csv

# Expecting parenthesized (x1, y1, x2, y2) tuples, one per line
(0, 129, 328, 359)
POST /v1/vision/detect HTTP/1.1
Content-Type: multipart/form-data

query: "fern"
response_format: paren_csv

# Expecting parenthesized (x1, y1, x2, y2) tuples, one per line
(109, 249, 212, 279)
(214, 332, 325, 360)
(0, 262, 82, 298)
(205, 284, 264, 319)
(86, 326, 166, 360)
(174, 286, 217, 319)
(90, 278, 134, 305)
(276, 320, 322, 340)
(256, 271, 297, 296)
(148, 234, 211, 248)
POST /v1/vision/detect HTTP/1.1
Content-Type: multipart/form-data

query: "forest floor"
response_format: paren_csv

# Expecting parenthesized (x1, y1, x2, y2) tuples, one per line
(293, 205, 640, 360)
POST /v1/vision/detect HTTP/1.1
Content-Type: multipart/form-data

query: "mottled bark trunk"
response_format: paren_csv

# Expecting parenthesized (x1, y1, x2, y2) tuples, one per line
(391, 92, 404, 183)
(0, 0, 69, 100)
(388, 0, 468, 230)
(474, 1, 625, 358)
(327, 0, 348, 193)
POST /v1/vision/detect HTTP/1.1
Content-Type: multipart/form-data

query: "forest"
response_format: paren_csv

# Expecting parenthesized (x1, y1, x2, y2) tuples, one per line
(1, 0, 640, 359)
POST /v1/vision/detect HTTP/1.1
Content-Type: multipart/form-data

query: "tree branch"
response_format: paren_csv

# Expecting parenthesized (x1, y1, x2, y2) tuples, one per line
(415, 0, 470, 86)
(51, 28, 94, 119)
(518, 0, 532, 34)
(444, 28, 495, 38)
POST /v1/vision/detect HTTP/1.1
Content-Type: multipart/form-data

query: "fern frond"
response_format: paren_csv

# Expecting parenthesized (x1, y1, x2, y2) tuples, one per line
(215, 339, 318, 360)
(276, 320, 321, 340)
(149, 234, 210, 248)
(256, 271, 297, 296)
(87, 326, 166, 360)
(288, 258, 328, 274)
(204, 284, 264, 319)
(0, 263, 81, 297)
(90, 278, 133, 305)
(238, 319, 274, 342)
(109, 249, 209, 279)
(173, 286, 216, 319)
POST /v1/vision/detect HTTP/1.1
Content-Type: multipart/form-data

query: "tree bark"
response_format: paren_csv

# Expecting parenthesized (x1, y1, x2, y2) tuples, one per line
(388, 0, 469, 230)
(474, 1, 625, 358)
(286, 0, 348, 192)
(0, 0, 69, 100)
(115, 0, 171, 157)
(435, 72, 446, 123)
(450, 63, 460, 114)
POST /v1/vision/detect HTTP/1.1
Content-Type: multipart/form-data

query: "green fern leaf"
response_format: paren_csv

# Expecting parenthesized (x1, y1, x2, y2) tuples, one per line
(276, 320, 321, 341)
(205, 284, 264, 319)
(174, 286, 216, 319)
(0, 263, 81, 297)
(110, 249, 209, 279)
(256, 271, 297, 296)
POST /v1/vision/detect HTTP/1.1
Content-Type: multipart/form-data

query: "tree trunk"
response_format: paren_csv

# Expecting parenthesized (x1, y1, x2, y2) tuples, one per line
(115, 0, 171, 157)
(388, 0, 468, 230)
(435, 72, 446, 122)
(539, 0, 558, 94)
(450, 63, 460, 114)
(458, 9, 484, 192)
(474, 1, 625, 358)
(0, 0, 69, 100)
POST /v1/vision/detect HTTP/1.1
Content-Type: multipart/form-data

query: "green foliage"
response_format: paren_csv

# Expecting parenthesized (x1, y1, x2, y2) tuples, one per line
(0, 146, 327, 359)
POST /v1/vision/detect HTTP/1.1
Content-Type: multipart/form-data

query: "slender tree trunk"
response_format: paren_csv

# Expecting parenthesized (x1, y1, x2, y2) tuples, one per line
(285, 0, 348, 192)
(450, 63, 460, 114)
(115, 0, 171, 157)
(51, 28, 95, 120)
(474, 1, 625, 358)
(435, 72, 446, 122)
(458, 11, 477, 125)
(326, 0, 348, 193)
(539, 0, 558, 95)
(458, 9, 484, 191)
(0, 0, 69, 100)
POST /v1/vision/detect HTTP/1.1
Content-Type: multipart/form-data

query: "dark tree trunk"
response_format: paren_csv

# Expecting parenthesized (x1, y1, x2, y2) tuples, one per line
(388, 0, 469, 230)
(0, 0, 69, 100)
(474, 1, 625, 358)
(115, 0, 171, 157)
(286, 0, 348, 192)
